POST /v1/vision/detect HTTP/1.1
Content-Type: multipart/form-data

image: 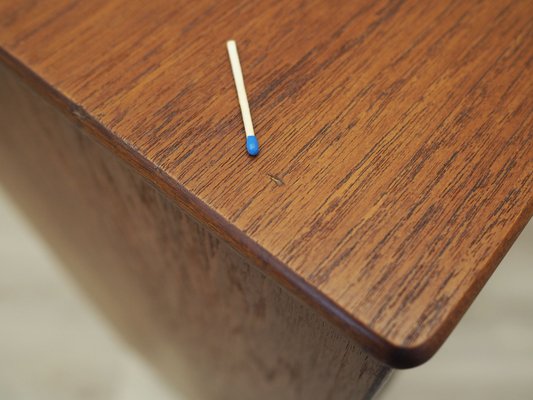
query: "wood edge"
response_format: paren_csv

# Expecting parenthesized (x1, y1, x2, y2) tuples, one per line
(1, 46, 531, 369)
(387, 198, 533, 369)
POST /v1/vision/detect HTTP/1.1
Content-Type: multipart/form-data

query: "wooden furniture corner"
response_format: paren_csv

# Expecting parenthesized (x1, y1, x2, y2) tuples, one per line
(1, 1, 531, 398)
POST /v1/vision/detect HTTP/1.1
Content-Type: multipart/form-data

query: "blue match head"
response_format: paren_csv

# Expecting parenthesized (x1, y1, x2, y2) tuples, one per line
(246, 136, 259, 156)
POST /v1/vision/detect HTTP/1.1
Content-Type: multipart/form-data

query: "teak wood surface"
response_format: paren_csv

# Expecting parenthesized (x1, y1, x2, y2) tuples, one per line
(0, 0, 532, 368)
(0, 63, 391, 399)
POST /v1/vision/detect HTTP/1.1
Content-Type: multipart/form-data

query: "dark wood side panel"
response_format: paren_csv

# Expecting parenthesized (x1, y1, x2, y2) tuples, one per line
(0, 63, 390, 399)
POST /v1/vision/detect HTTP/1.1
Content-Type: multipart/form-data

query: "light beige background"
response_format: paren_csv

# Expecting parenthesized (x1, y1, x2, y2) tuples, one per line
(0, 186, 531, 400)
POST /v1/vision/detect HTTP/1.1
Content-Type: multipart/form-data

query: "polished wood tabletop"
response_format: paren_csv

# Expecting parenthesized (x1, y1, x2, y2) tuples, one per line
(1, 0, 531, 368)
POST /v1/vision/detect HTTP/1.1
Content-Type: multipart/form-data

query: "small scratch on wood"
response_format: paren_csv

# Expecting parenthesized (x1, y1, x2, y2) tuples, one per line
(72, 105, 88, 121)
(267, 173, 284, 186)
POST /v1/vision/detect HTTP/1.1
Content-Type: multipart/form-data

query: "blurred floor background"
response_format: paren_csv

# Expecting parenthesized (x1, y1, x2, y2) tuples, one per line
(0, 185, 531, 400)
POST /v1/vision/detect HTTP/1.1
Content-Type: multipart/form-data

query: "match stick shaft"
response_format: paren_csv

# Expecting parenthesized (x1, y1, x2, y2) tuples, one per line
(227, 40, 255, 138)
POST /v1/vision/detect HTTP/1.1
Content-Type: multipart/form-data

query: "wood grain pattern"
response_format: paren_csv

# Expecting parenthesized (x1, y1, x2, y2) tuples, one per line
(0, 0, 532, 367)
(0, 63, 391, 400)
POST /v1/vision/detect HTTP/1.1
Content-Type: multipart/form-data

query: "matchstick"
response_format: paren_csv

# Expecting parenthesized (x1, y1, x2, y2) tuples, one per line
(226, 40, 259, 156)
